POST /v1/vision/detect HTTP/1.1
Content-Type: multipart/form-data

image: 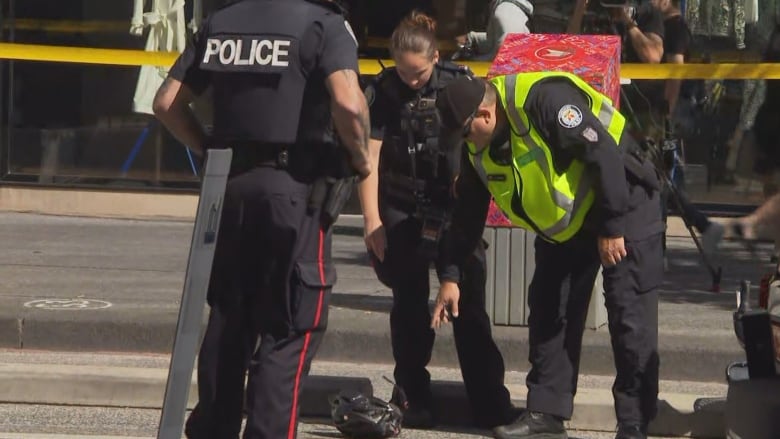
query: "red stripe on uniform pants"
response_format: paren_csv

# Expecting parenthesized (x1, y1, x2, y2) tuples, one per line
(288, 228, 327, 439)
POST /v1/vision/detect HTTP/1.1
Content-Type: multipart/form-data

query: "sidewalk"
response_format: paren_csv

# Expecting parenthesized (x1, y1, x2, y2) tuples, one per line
(0, 349, 727, 438)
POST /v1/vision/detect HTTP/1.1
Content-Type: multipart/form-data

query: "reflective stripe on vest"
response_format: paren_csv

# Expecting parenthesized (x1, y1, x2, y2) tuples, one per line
(469, 72, 626, 243)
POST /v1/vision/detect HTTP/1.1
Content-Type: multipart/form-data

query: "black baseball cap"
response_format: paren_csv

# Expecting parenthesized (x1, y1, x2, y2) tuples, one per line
(436, 76, 486, 153)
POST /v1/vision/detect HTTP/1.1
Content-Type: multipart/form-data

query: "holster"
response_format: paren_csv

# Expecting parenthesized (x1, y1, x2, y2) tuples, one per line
(309, 175, 357, 230)
(307, 145, 359, 229)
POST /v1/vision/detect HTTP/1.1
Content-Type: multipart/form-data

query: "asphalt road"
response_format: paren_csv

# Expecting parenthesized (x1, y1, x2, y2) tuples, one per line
(0, 404, 693, 439)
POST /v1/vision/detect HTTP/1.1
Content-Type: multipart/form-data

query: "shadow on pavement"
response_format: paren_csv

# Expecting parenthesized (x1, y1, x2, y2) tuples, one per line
(330, 292, 392, 313)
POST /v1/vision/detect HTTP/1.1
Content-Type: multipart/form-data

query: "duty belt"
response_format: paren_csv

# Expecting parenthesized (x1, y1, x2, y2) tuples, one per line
(229, 143, 292, 169)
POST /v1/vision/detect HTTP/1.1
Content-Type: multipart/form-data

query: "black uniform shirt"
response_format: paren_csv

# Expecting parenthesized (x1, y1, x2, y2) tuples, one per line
(438, 77, 663, 281)
(168, 0, 359, 142)
(367, 63, 470, 174)
(663, 15, 691, 60)
(365, 62, 471, 283)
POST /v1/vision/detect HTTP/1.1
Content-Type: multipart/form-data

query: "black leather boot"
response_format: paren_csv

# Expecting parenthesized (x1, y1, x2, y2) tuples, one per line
(615, 423, 648, 439)
(492, 411, 567, 439)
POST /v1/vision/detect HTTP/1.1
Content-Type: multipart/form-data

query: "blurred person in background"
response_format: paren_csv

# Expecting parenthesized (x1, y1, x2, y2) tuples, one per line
(728, 23, 780, 261)
(568, 0, 664, 141)
(653, 0, 724, 260)
(454, 0, 533, 61)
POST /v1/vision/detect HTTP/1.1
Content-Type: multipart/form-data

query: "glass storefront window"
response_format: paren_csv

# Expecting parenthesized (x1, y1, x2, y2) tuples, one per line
(0, 0, 778, 212)
(0, 0, 203, 190)
(4, 60, 201, 189)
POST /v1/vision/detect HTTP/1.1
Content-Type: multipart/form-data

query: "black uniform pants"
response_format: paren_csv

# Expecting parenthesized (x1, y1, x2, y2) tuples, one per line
(185, 166, 335, 439)
(526, 231, 661, 426)
(371, 203, 514, 428)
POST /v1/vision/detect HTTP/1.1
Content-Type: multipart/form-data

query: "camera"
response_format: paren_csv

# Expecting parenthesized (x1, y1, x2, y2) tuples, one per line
(583, 0, 637, 34)
(400, 97, 439, 142)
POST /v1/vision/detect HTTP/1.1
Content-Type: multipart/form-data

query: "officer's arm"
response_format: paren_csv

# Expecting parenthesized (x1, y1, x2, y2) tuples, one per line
(357, 139, 382, 222)
(326, 71, 371, 178)
(153, 78, 208, 157)
(357, 82, 387, 228)
(154, 23, 211, 157)
(527, 80, 629, 237)
(317, 13, 371, 178)
(436, 153, 491, 283)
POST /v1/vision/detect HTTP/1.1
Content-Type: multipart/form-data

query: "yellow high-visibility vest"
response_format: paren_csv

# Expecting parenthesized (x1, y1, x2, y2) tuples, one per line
(468, 72, 626, 243)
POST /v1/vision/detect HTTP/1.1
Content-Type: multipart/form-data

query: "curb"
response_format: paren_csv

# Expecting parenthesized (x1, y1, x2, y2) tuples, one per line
(0, 308, 744, 384)
(0, 362, 725, 438)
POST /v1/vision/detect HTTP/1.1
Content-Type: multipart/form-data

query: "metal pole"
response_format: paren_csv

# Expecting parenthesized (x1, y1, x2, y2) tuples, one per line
(157, 148, 232, 439)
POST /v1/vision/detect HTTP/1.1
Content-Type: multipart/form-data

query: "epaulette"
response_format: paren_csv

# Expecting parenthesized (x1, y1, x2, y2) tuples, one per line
(370, 66, 404, 105)
(437, 61, 472, 77)
(373, 65, 393, 85)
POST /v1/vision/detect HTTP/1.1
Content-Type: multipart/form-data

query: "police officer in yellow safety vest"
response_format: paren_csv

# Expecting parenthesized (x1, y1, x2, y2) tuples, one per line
(430, 73, 664, 439)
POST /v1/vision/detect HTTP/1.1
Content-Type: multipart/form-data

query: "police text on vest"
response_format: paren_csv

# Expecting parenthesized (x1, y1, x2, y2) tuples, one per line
(203, 38, 290, 67)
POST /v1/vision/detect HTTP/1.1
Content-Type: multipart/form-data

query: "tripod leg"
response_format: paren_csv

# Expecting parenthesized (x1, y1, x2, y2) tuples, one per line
(665, 175, 723, 291)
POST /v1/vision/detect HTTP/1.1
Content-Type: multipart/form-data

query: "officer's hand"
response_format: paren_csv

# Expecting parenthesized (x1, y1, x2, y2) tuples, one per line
(598, 236, 627, 267)
(431, 281, 460, 329)
(351, 157, 372, 181)
(364, 218, 386, 262)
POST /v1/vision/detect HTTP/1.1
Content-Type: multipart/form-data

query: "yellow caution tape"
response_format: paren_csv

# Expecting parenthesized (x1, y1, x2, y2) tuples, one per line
(621, 62, 780, 79)
(4, 43, 780, 79)
(4, 19, 128, 34)
(0, 43, 178, 67)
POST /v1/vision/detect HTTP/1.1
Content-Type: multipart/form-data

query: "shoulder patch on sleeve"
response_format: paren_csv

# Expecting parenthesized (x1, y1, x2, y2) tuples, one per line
(557, 104, 583, 128)
(581, 126, 598, 142)
(438, 61, 471, 76)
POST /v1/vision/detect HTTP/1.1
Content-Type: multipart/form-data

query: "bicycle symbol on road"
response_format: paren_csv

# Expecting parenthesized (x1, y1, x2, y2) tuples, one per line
(23, 299, 112, 310)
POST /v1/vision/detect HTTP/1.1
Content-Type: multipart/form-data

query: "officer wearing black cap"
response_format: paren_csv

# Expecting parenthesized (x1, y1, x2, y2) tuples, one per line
(431, 74, 663, 439)
(152, 0, 371, 437)
(357, 11, 518, 430)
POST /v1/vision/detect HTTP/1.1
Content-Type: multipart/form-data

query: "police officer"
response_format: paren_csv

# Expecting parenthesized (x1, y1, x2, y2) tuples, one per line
(152, 0, 371, 438)
(432, 73, 664, 439)
(358, 10, 518, 430)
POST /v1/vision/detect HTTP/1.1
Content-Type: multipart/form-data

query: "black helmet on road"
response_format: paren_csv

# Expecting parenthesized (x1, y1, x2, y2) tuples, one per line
(330, 390, 402, 438)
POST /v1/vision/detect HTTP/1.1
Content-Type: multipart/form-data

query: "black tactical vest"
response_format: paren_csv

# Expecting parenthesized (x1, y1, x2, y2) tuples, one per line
(201, 0, 345, 145)
(375, 62, 470, 209)
(377, 62, 469, 178)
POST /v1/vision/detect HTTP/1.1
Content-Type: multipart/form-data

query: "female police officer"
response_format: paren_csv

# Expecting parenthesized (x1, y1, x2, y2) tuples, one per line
(357, 10, 517, 430)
